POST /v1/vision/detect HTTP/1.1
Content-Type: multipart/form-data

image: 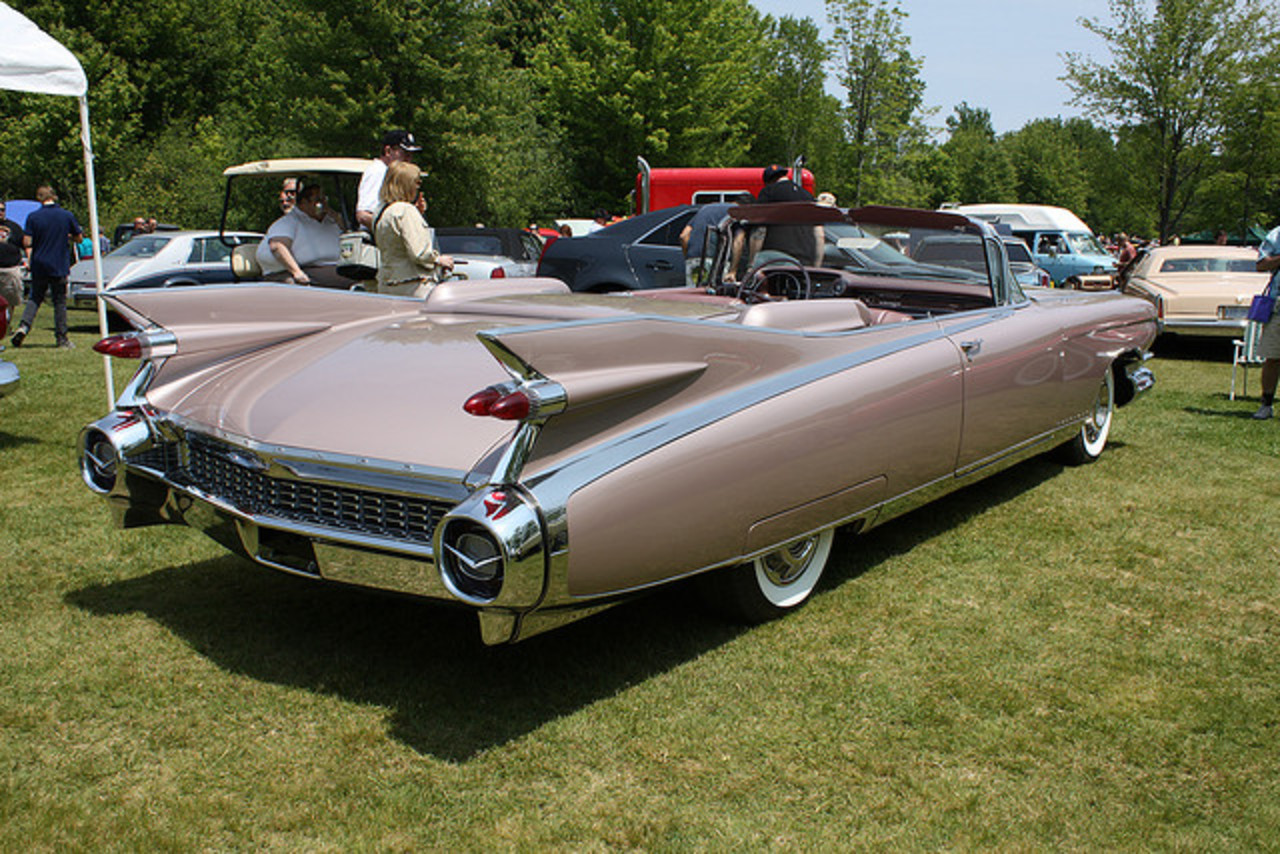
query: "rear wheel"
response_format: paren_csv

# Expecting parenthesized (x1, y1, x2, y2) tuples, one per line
(702, 528, 835, 624)
(1057, 367, 1114, 465)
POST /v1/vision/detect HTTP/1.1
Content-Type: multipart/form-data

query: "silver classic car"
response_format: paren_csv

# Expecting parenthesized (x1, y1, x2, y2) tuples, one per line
(79, 204, 1156, 644)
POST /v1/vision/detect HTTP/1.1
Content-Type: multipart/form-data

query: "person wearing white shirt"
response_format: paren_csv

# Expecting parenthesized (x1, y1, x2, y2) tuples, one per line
(356, 130, 422, 229)
(256, 183, 350, 288)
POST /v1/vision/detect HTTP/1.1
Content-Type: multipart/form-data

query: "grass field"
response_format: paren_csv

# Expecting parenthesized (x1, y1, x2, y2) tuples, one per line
(1, 310, 1278, 850)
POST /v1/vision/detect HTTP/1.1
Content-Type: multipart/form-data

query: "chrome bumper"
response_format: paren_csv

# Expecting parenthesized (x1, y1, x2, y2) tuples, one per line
(78, 410, 562, 644)
(1160, 317, 1248, 338)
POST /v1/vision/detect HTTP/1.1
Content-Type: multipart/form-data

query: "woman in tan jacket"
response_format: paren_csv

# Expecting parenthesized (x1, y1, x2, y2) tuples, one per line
(374, 161, 454, 297)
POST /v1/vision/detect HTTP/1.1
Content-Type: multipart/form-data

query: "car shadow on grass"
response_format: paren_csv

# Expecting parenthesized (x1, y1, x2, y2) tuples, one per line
(65, 455, 1067, 762)
(66, 555, 753, 761)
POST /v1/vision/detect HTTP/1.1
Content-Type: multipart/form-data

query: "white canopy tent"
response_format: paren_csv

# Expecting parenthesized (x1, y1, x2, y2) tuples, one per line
(1, 2, 113, 407)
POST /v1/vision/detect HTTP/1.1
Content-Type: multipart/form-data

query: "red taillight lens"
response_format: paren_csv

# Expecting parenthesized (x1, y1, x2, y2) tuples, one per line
(490, 391, 531, 420)
(463, 386, 504, 416)
(93, 334, 143, 358)
(490, 267, 506, 279)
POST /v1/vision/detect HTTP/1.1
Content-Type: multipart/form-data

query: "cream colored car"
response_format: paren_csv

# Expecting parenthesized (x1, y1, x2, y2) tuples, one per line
(1121, 244, 1267, 337)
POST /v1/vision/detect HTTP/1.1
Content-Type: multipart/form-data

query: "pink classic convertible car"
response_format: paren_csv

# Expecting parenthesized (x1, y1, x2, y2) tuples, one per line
(79, 204, 1156, 644)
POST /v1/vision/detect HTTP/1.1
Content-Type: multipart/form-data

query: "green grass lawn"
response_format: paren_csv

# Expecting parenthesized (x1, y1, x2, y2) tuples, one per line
(1, 311, 1277, 849)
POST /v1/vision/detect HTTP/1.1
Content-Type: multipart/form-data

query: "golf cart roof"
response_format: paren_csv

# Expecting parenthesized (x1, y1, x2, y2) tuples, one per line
(222, 157, 376, 177)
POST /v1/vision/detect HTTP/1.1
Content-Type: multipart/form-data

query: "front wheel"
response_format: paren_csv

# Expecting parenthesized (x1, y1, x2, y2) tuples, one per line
(700, 528, 835, 624)
(1056, 367, 1114, 465)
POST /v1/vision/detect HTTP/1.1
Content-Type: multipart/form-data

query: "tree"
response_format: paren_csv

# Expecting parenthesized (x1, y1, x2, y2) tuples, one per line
(938, 103, 1014, 205)
(532, 0, 767, 213)
(825, 0, 926, 207)
(746, 15, 842, 175)
(1064, 0, 1271, 240)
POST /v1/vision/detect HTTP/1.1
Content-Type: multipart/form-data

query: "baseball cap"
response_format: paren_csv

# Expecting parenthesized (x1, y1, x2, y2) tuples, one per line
(382, 130, 422, 152)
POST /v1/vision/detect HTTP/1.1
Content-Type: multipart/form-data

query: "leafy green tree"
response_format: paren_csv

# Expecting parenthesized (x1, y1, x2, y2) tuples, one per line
(938, 103, 1014, 205)
(746, 15, 842, 178)
(532, 0, 767, 213)
(1188, 46, 1280, 235)
(1001, 119, 1089, 213)
(825, 0, 926, 206)
(1064, 0, 1271, 240)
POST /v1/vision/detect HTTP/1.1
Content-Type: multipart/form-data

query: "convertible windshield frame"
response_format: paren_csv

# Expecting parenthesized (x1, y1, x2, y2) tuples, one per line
(710, 202, 1008, 307)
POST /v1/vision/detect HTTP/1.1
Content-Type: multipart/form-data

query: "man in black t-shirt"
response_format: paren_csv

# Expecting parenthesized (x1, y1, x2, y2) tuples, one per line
(752, 164, 822, 268)
(0, 200, 25, 323)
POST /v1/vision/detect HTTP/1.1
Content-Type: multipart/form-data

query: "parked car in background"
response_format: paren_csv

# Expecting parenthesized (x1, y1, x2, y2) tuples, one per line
(537, 205, 696, 291)
(111, 221, 180, 247)
(1120, 244, 1268, 336)
(70, 231, 261, 310)
(79, 203, 1156, 645)
(436, 227, 542, 279)
(948, 203, 1116, 288)
(1003, 236, 1052, 290)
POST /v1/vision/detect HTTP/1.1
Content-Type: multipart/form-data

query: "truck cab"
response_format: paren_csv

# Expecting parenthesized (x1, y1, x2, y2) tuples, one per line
(635, 156, 815, 214)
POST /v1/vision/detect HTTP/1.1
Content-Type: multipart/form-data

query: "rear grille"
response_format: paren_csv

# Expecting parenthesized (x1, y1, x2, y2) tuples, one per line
(143, 433, 452, 546)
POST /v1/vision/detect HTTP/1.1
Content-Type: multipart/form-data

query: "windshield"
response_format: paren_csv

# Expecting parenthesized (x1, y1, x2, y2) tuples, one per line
(1067, 232, 1107, 256)
(721, 217, 988, 285)
(110, 235, 171, 258)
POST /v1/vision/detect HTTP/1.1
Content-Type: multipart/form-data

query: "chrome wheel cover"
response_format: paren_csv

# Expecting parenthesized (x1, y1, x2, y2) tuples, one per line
(1081, 370, 1115, 458)
(752, 529, 835, 608)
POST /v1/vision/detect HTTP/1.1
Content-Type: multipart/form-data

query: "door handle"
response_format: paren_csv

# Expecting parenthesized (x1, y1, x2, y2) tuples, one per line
(646, 260, 673, 270)
(960, 339, 983, 361)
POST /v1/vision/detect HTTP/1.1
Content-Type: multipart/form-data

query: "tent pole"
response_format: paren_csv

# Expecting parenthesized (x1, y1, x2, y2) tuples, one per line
(79, 95, 113, 409)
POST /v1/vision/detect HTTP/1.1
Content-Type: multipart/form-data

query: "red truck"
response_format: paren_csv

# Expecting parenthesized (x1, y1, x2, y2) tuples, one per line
(634, 156, 815, 214)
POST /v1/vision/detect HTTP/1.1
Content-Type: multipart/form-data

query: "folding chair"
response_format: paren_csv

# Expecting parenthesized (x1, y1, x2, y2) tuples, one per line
(1230, 321, 1265, 400)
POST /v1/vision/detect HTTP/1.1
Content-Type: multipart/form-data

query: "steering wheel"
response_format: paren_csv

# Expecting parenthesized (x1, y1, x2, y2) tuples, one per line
(738, 255, 813, 303)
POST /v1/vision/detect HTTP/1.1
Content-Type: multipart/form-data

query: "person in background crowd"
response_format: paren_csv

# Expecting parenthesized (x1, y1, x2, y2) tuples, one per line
(356, 130, 422, 229)
(75, 232, 94, 260)
(0, 201, 26, 323)
(374, 161, 453, 297)
(1215, 230, 1229, 245)
(1251, 221, 1280, 419)
(280, 177, 297, 214)
(12, 185, 81, 349)
(817, 191, 837, 207)
(1116, 233, 1137, 272)
(127, 216, 147, 241)
(585, 208, 611, 234)
(256, 182, 351, 288)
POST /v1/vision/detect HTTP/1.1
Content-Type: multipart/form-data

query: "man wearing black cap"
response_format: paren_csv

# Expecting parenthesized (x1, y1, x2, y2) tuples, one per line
(356, 130, 423, 229)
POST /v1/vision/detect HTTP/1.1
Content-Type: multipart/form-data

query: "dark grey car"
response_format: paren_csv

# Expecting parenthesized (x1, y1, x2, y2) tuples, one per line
(536, 206, 696, 292)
